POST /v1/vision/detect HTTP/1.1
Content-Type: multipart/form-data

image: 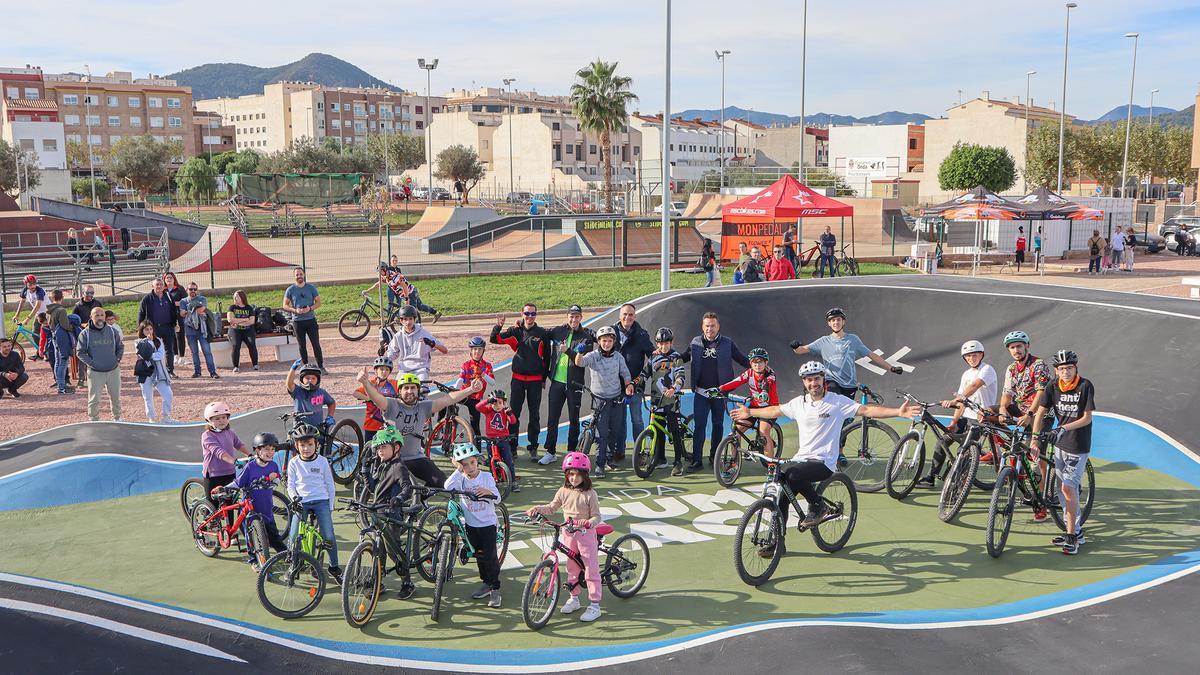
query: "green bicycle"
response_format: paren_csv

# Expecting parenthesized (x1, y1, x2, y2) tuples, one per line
(9, 321, 43, 363)
(256, 499, 331, 619)
(632, 398, 694, 480)
(416, 487, 511, 622)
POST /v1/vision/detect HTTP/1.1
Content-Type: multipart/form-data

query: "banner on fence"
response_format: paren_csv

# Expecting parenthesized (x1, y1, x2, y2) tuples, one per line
(226, 173, 364, 207)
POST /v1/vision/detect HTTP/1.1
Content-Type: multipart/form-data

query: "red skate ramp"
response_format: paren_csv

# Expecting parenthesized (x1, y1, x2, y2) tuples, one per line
(170, 225, 291, 273)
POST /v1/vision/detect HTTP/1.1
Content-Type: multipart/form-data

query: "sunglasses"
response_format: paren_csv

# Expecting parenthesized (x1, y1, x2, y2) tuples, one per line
(523, 311, 537, 317)
(187, 288, 198, 292)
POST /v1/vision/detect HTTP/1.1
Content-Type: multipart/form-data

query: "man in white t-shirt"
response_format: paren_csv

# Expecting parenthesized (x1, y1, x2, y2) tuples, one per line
(732, 361, 917, 535)
(917, 340, 998, 488)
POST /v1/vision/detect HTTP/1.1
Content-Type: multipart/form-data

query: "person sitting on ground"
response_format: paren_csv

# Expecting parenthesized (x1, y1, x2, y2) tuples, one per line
(286, 361, 337, 432)
(231, 433, 287, 554)
(0, 337, 29, 399)
(383, 305, 448, 381)
(475, 390, 520, 492)
(447, 443, 504, 608)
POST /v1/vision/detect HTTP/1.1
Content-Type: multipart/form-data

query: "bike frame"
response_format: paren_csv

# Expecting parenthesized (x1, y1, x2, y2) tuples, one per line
(198, 495, 258, 550)
(531, 518, 605, 595)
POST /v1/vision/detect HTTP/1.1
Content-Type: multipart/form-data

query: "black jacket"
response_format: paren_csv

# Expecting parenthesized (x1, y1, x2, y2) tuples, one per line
(548, 324, 595, 385)
(0, 350, 24, 379)
(615, 321, 654, 392)
(491, 322, 553, 381)
(372, 458, 415, 505)
(137, 291, 178, 329)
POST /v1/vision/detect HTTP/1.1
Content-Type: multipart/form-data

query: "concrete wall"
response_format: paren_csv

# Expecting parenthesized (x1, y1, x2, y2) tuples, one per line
(829, 124, 908, 173)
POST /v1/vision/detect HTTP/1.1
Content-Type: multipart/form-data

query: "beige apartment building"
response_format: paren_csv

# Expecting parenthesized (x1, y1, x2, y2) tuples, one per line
(196, 81, 445, 155)
(1191, 87, 1199, 193)
(192, 109, 234, 157)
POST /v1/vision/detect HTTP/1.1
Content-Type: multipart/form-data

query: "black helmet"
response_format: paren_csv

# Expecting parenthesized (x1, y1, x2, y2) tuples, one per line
(290, 423, 320, 442)
(252, 432, 279, 449)
(373, 356, 394, 370)
(399, 305, 419, 319)
(489, 389, 507, 401)
(748, 347, 769, 361)
(654, 327, 674, 342)
(1052, 349, 1078, 367)
(468, 336, 486, 349)
(298, 363, 321, 390)
(826, 307, 847, 321)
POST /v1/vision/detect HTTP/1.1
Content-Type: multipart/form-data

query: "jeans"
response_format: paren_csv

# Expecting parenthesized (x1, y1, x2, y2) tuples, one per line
(490, 436, 517, 480)
(140, 378, 173, 422)
(617, 393, 645, 460)
(407, 289, 437, 315)
(292, 319, 323, 368)
(52, 327, 73, 392)
(465, 524, 501, 590)
(288, 499, 338, 568)
(185, 330, 217, 376)
(704, 268, 716, 287)
(594, 401, 623, 469)
(817, 253, 837, 278)
(544, 380, 583, 455)
(153, 324, 176, 373)
(509, 378, 544, 453)
(1110, 249, 1123, 268)
(691, 393, 726, 465)
(1088, 255, 1101, 273)
(230, 328, 259, 368)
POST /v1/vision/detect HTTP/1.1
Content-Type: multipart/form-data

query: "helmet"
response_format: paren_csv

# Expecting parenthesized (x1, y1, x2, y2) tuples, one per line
(798, 361, 827, 379)
(654, 327, 674, 343)
(562, 451, 592, 472)
(825, 307, 847, 321)
(1003, 330, 1030, 346)
(372, 356, 394, 370)
(468, 336, 486, 349)
(397, 372, 422, 389)
(960, 340, 985, 357)
(748, 347, 769, 361)
(203, 401, 232, 420)
(252, 432, 279, 449)
(371, 426, 404, 448)
(1052, 349, 1078, 367)
(290, 423, 320, 442)
(399, 305, 419, 319)
(488, 389, 507, 401)
(298, 363, 322, 390)
(451, 442, 482, 462)
(595, 326, 616, 339)
(24, 274, 37, 284)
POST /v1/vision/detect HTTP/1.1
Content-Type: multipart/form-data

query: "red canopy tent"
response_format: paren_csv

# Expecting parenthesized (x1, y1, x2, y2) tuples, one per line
(720, 175, 854, 261)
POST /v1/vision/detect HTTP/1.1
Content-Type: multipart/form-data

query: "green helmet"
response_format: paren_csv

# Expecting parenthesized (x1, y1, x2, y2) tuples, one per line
(748, 347, 769, 362)
(397, 372, 422, 388)
(1004, 330, 1030, 346)
(371, 426, 404, 448)
(451, 442, 481, 463)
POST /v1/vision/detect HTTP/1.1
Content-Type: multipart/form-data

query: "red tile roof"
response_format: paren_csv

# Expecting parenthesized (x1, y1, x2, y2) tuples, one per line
(3, 98, 58, 111)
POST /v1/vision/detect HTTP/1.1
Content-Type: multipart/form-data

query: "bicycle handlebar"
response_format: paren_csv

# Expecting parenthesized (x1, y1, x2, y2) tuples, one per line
(421, 380, 455, 394)
(517, 512, 585, 533)
(277, 410, 315, 421)
(857, 384, 884, 405)
(422, 486, 497, 502)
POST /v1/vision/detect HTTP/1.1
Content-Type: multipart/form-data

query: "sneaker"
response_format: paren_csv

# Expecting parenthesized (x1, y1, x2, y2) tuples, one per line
(512, 482, 522, 493)
(253, 365, 260, 371)
(1033, 508, 1048, 523)
(487, 590, 502, 608)
(161, 417, 177, 425)
(470, 583, 492, 600)
(560, 595, 582, 614)
(396, 581, 416, 600)
(757, 543, 776, 559)
(593, 467, 606, 479)
(191, 372, 201, 378)
(580, 604, 601, 622)
(320, 367, 329, 375)
(655, 460, 671, 470)
(671, 463, 684, 477)
(327, 566, 344, 586)
(978, 451, 994, 463)
(836, 453, 849, 469)
(527, 446, 538, 461)
(210, 373, 220, 380)
(8, 391, 19, 400)
(605, 462, 619, 472)
(801, 503, 827, 529)
(914, 475, 936, 489)
(687, 461, 704, 473)
(538, 451, 557, 465)
(1052, 530, 1085, 547)
(1061, 534, 1080, 555)
(432, 311, 443, 324)
(232, 367, 240, 373)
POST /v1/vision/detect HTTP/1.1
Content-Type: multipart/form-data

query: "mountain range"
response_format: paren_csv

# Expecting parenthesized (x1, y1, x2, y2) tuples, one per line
(674, 106, 933, 127)
(168, 53, 400, 100)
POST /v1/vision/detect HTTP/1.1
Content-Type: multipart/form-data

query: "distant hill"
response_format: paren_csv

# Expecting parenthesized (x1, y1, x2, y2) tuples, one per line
(170, 53, 400, 100)
(1089, 104, 1179, 123)
(673, 106, 933, 127)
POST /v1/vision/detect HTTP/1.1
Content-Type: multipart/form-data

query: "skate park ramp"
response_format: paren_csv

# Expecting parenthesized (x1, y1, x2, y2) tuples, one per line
(580, 223, 704, 258)
(169, 225, 292, 273)
(400, 206, 499, 241)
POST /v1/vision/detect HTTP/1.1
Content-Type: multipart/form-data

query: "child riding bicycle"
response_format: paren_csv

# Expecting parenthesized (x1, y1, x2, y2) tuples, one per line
(367, 426, 418, 599)
(638, 327, 689, 476)
(475, 389, 520, 492)
(286, 361, 338, 433)
(232, 432, 288, 554)
(716, 346, 779, 459)
(446, 443, 503, 608)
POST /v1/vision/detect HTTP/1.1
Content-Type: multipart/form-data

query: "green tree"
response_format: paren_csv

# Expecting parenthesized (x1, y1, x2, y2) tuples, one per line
(65, 139, 91, 171)
(71, 177, 110, 200)
(210, 149, 260, 176)
(366, 133, 425, 176)
(434, 145, 485, 203)
(257, 137, 377, 174)
(1023, 123, 1085, 190)
(106, 135, 181, 198)
(570, 60, 638, 211)
(937, 143, 1017, 193)
(176, 156, 217, 203)
(0, 140, 42, 193)
(1074, 124, 1124, 195)
(1162, 125, 1196, 187)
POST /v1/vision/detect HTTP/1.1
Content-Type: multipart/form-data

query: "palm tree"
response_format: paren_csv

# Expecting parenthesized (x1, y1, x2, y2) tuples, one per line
(570, 60, 638, 212)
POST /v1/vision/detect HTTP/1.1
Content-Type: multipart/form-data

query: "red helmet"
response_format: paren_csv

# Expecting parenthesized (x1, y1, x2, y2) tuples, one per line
(24, 274, 37, 284)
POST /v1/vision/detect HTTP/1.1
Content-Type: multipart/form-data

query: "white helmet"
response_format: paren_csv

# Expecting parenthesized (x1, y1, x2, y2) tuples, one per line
(595, 325, 616, 339)
(203, 401, 232, 420)
(960, 340, 985, 357)
(798, 361, 827, 378)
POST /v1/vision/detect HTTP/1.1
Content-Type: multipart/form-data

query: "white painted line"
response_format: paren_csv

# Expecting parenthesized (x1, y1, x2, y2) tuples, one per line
(0, 596, 246, 663)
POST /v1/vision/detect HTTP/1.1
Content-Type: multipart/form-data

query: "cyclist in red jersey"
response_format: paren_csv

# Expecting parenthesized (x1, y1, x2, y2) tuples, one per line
(715, 347, 779, 458)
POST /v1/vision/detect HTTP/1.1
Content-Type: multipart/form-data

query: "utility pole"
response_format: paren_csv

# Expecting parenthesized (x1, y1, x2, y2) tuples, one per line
(418, 59, 439, 206)
(1056, 3, 1077, 193)
(84, 64, 97, 205)
(715, 50, 730, 189)
(1024, 70, 1036, 192)
(1119, 32, 1139, 200)
(504, 78, 516, 198)
(661, 0, 672, 292)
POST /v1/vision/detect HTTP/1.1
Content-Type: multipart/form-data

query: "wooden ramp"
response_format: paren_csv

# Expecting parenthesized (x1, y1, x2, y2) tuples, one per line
(466, 230, 578, 259)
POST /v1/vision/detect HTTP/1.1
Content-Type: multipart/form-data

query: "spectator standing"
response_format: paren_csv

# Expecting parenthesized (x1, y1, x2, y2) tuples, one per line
(181, 284, 219, 379)
(163, 272, 188, 359)
(741, 247, 765, 283)
(1124, 227, 1136, 272)
(65, 227, 89, 267)
(614, 303, 654, 462)
(0, 337, 28, 399)
(1033, 226, 1043, 270)
(544, 305, 594, 463)
(1086, 230, 1106, 274)
(817, 225, 838, 278)
(226, 290, 260, 373)
(782, 224, 799, 268)
(44, 289, 75, 395)
(1015, 226, 1027, 272)
(77, 306, 124, 421)
(72, 285, 103, 324)
(765, 245, 797, 281)
(133, 321, 173, 423)
(137, 278, 179, 376)
(1110, 226, 1125, 271)
(104, 310, 123, 341)
(490, 304, 553, 460)
(681, 312, 749, 472)
(698, 239, 718, 287)
(383, 305, 447, 380)
(283, 267, 325, 372)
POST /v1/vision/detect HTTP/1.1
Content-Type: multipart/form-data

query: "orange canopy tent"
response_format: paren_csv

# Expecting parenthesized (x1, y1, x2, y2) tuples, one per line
(720, 175, 854, 261)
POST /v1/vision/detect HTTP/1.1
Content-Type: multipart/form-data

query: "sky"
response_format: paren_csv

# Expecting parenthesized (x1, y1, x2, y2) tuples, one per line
(4, 0, 1199, 120)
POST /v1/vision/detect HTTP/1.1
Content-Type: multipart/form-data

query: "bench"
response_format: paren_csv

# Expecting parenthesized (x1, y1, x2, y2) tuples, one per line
(1184, 277, 1200, 300)
(947, 255, 1015, 275)
(207, 316, 299, 368)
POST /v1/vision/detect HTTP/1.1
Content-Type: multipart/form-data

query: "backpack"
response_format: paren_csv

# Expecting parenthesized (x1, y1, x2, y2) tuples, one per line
(255, 306, 274, 333)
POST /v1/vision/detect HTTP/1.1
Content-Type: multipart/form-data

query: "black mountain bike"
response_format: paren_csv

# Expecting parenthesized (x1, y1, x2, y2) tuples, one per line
(339, 294, 399, 342)
(883, 390, 963, 500)
(339, 495, 437, 628)
(576, 385, 625, 461)
(707, 392, 785, 488)
(278, 410, 364, 485)
(839, 385, 900, 493)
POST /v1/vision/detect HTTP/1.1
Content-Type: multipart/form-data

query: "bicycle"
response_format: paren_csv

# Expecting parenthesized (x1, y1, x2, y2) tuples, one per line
(9, 322, 43, 363)
(256, 499, 332, 618)
(415, 487, 512, 622)
(834, 243, 860, 277)
(883, 390, 964, 501)
(189, 476, 278, 570)
(632, 397, 694, 480)
(478, 435, 518, 500)
(701, 391, 785, 487)
(338, 294, 399, 342)
(519, 514, 650, 631)
(733, 449, 858, 587)
(933, 398, 1008, 522)
(838, 385, 901, 493)
(180, 461, 290, 530)
(277, 410, 365, 486)
(420, 381, 475, 466)
(575, 384, 626, 461)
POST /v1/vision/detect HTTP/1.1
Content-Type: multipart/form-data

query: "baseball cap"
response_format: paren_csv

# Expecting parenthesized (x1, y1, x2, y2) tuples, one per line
(568, 304, 583, 315)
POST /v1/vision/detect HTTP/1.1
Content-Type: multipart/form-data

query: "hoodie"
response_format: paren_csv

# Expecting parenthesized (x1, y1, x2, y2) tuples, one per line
(77, 321, 124, 372)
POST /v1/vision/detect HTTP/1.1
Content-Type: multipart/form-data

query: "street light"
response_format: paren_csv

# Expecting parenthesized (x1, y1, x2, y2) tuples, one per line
(1056, 2, 1077, 193)
(798, 1, 808, 178)
(417, 58, 439, 206)
(1024, 70, 1036, 191)
(661, 0, 672, 292)
(84, 64, 97, 206)
(503, 77, 516, 198)
(1119, 32, 1139, 200)
(714, 50, 730, 189)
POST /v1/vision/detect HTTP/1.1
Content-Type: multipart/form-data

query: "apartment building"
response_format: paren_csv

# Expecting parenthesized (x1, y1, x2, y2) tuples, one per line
(196, 81, 445, 154)
(43, 70, 195, 167)
(750, 125, 828, 169)
(630, 114, 729, 184)
(1191, 86, 1199, 192)
(192, 109, 234, 156)
(1, 67, 70, 200)
(442, 86, 573, 115)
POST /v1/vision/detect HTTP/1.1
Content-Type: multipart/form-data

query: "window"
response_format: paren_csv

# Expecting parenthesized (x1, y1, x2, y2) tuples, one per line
(317, 102, 324, 111)
(65, 114, 80, 125)
(25, 87, 38, 99)
(566, 144, 573, 155)
(909, 138, 918, 150)
(481, 139, 489, 150)
(107, 115, 120, 126)
(88, 134, 102, 146)
(148, 97, 162, 108)
(168, 116, 182, 128)
(353, 121, 366, 133)
(553, 143, 561, 162)
(19, 139, 34, 151)
(669, 144, 674, 151)
(589, 144, 597, 155)
(431, 106, 440, 113)
(109, 134, 121, 144)
(63, 94, 79, 105)
(86, 115, 100, 126)
(106, 95, 118, 107)
(415, 120, 424, 130)
(66, 133, 81, 143)
(331, 102, 340, 112)
(42, 139, 57, 152)
(169, 135, 183, 142)
(150, 116, 164, 128)
(576, 143, 582, 157)
(5, 87, 17, 99)
(128, 97, 140, 107)
(130, 117, 141, 127)
(414, 105, 423, 114)
(368, 104, 375, 114)
(331, 119, 341, 129)
(380, 105, 392, 118)
(633, 146, 640, 156)
(552, 122, 560, 131)
(369, 120, 376, 130)
(83, 95, 99, 106)
(167, 97, 181, 108)
(317, 119, 325, 129)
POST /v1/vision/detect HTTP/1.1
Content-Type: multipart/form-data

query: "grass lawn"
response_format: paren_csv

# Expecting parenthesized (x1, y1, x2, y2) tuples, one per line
(102, 263, 911, 326)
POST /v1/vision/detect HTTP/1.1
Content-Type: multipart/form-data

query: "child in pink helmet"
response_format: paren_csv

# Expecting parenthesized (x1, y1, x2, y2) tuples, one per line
(525, 451, 604, 622)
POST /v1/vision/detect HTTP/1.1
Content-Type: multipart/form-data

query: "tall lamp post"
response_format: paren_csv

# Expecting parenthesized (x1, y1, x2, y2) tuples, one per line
(84, 64, 98, 206)
(1056, 2, 1077, 193)
(714, 49, 730, 189)
(1119, 32, 1139, 200)
(417, 58, 438, 206)
(1149, 87, 1159, 198)
(1023, 70, 1036, 191)
(503, 77, 516, 198)
(661, 0, 672, 292)
(798, 1, 808, 178)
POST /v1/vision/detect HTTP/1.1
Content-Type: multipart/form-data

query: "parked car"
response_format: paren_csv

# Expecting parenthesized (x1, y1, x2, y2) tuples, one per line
(1128, 232, 1166, 253)
(654, 201, 686, 217)
(1160, 216, 1200, 252)
(430, 187, 452, 201)
(506, 191, 533, 204)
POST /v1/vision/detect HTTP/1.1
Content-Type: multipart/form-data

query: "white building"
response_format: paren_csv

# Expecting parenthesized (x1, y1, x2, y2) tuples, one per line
(1, 96, 70, 201)
(630, 113, 729, 191)
(827, 123, 926, 193)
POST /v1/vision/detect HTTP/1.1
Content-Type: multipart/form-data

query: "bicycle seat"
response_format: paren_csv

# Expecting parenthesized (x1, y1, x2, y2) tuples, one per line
(595, 523, 614, 536)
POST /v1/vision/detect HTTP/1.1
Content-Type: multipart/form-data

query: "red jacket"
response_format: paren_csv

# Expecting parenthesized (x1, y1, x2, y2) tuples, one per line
(765, 257, 796, 281)
(475, 399, 518, 439)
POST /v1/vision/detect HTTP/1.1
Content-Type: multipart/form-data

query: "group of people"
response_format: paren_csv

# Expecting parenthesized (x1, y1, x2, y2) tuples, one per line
(1085, 227, 1139, 274)
(719, 224, 841, 288)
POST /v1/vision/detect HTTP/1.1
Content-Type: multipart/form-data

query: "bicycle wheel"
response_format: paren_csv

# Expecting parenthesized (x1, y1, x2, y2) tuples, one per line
(522, 558, 560, 631)
(1047, 456, 1095, 531)
(338, 309, 371, 342)
(247, 518, 271, 570)
(837, 258, 859, 277)
(180, 478, 207, 520)
(884, 431, 925, 500)
(424, 415, 473, 462)
(938, 443, 979, 523)
(733, 499, 785, 587)
(12, 341, 25, 363)
(491, 459, 513, 501)
(257, 549, 326, 619)
(713, 434, 743, 488)
(986, 466, 1018, 558)
(632, 428, 658, 480)
(416, 505, 448, 583)
(341, 539, 383, 628)
(839, 419, 899, 493)
(496, 502, 511, 565)
(430, 532, 453, 622)
(189, 501, 220, 557)
(766, 420, 786, 460)
(578, 426, 596, 460)
(682, 414, 695, 441)
(271, 490, 290, 531)
(973, 435, 1002, 491)
(328, 419, 364, 486)
(604, 533, 650, 598)
(352, 480, 372, 530)
(811, 473, 858, 553)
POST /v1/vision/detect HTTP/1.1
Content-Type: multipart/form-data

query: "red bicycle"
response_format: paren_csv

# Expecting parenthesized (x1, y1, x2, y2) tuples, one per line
(189, 476, 279, 570)
(421, 380, 475, 463)
(479, 435, 517, 500)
